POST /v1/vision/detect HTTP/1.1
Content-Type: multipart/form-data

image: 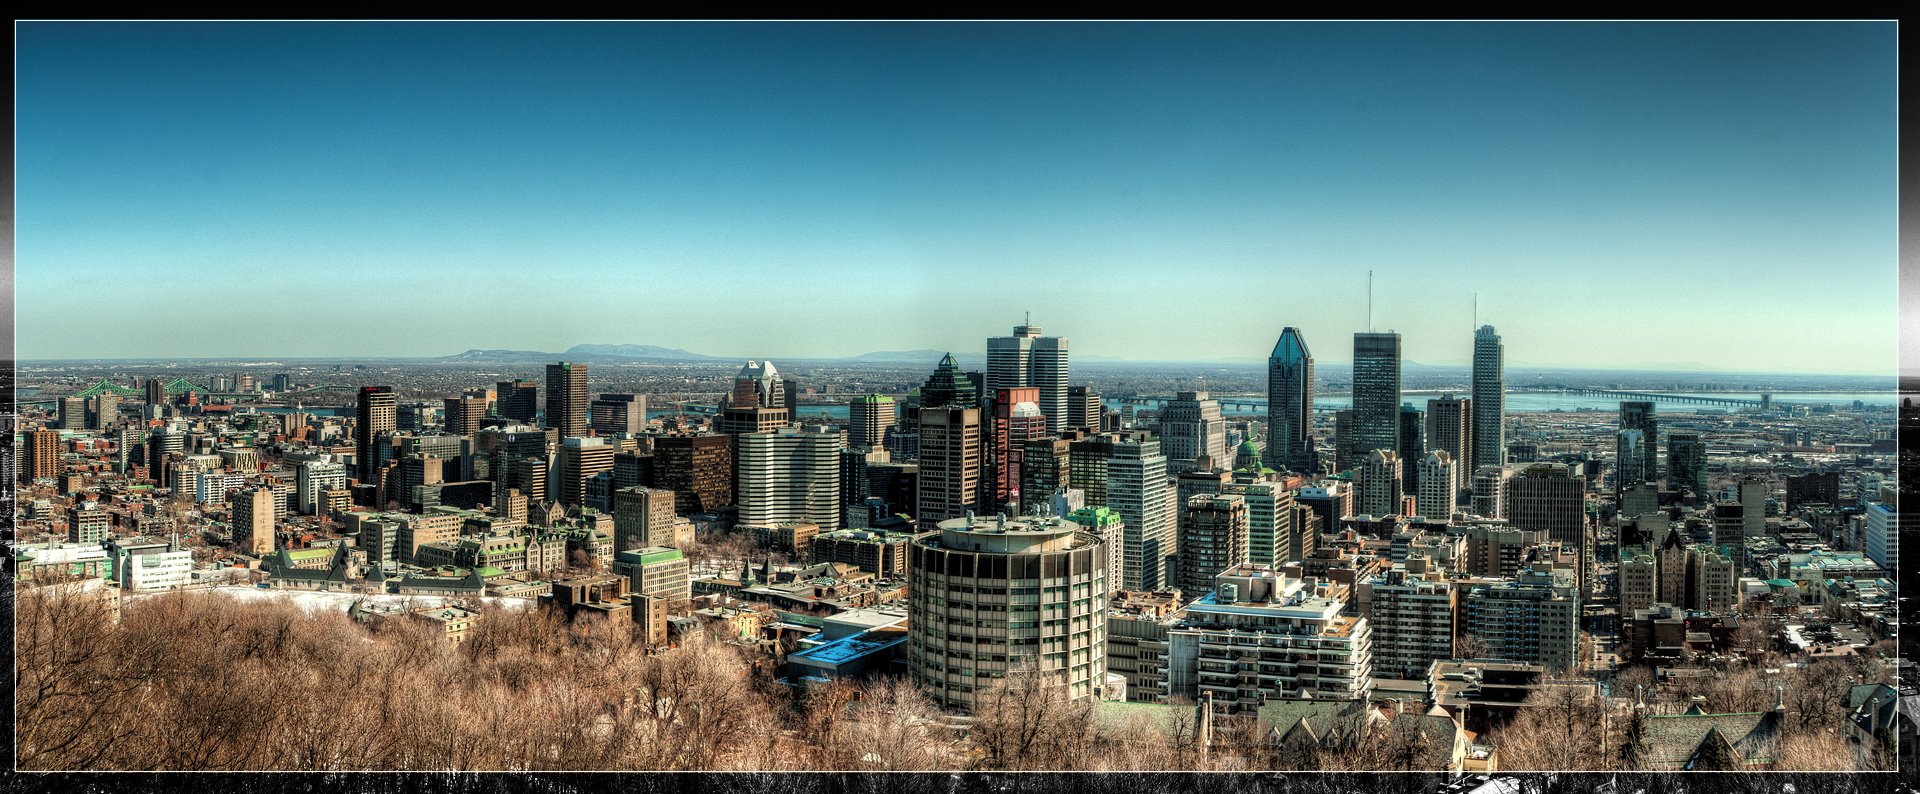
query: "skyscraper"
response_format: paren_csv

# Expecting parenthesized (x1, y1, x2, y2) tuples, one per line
(1667, 433, 1708, 494)
(1398, 405, 1425, 496)
(1618, 401, 1658, 492)
(1471, 325, 1505, 469)
(1160, 391, 1226, 475)
(589, 393, 648, 436)
(987, 387, 1046, 514)
(496, 380, 539, 424)
(1426, 394, 1473, 482)
(1508, 463, 1589, 593)
(1066, 386, 1103, 433)
(1351, 332, 1402, 462)
(545, 362, 589, 438)
(1416, 451, 1459, 521)
(1179, 493, 1249, 599)
(736, 427, 844, 531)
(987, 318, 1069, 431)
(1264, 327, 1315, 472)
(443, 391, 491, 436)
(355, 386, 396, 483)
(916, 406, 983, 523)
(556, 437, 614, 508)
(1071, 432, 1174, 591)
(1358, 449, 1404, 517)
(651, 435, 733, 515)
(847, 394, 897, 450)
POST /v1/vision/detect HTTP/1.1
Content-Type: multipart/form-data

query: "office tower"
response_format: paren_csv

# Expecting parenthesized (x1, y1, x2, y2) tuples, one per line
(1176, 463, 1232, 543)
(1357, 449, 1404, 517)
(987, 387, 1046, 514)
(1166, 564, 1374, 707)
(87, 394, 119, 430)
(1472, 465, 1514, 519)
(1712, 503, 1746, 572)
(1509, 463, 1588, 592)
(1070, 432, 1175, 591)
(232, 487, 276, 556)
(355, 386, 396, 483)
(1179, 494, 1249, 599)
(920, 353, 980, 410)
(1865, 501, 1898, 571)
(444, 391, 491, 436)
(1365, 565, 1457, 679)
(736, 427, 844, 531)
(1223, 473, 1294, 567)
(907, 513, 1108, 711)
(391, 454, 445, 510)
(782, 377, 801, 418)
(730, 360, 785, 408)
(847, 394, 897, 450)
(1666, 433, 1707, 494)
(144, 378, 168, 407)
(1265, 327, 1315, 472)
(1021, 436, 1074, 512)
(916, 406, 983, 523)
(1471, 325, 1505, 469)
(987, 318, 1069, 431)
(840, 446, 889, 508)
(272, 373, 292, 392)
(651, 435, 733, 514)
(589, 393, 648, 436)
(545, 362, 589, 438)
(1619, 483, 1660, 521)
(496, 380, 539, 424)
(484, 425, 551, 506)
(67, 502, 109, 545)
(1416, 451, 1458, 521)
(1785, 471, 1840, 509)
(1426, 394, 1473, 479)
(1398, 405, 1425, 495)
(1616, 429, 1650, 491)
(1290, 504, 1322, 564)
(23, 427, 59, 483)
(555, 437, 614, 508)
(1351, 331, 1402, 461)
(113, 426, 142, 472)
(1737, 479, 1767, 538)
(612, 487, 680, 553)
(235, 373, 257, 392)
(1161, 391, 1227, 475)
(1462, 564, 1579, 672)
(59, 396, 87, 430)
(1333, 409, 1355, 471)
(1617, 401, 1658, 489)
(1066, 386, 1103, 433)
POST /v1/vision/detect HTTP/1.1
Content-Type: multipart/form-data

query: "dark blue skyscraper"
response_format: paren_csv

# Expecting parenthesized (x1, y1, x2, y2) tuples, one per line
(1265, 327, 1314, 472)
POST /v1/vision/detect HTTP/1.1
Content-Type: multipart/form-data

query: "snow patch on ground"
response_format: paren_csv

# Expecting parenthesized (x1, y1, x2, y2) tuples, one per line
(124, 585, 538, 615)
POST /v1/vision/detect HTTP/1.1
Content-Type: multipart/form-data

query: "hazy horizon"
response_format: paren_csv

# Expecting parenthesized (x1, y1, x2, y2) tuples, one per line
(16, 23, 1897, 374)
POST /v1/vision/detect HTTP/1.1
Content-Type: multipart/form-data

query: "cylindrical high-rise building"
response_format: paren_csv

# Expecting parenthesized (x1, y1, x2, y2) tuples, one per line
(1471, 325, 1505, 469)
(908, 514, 1108, 711)
(1264, 327, 1314, 472)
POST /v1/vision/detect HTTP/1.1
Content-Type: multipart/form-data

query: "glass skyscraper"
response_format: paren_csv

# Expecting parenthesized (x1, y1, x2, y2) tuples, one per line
(1351, 332, 1402, 462)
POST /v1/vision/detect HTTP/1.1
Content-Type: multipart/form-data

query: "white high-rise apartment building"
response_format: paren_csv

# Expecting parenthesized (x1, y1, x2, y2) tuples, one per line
(1416, 450, 1458, 521)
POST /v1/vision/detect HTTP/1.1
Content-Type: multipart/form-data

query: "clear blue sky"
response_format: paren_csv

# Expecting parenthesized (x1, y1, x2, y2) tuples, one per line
(15, 22, 1897, 373)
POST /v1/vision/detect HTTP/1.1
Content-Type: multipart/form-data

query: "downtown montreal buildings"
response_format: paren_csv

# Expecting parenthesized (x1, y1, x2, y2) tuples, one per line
(907, 514, 1109, 711)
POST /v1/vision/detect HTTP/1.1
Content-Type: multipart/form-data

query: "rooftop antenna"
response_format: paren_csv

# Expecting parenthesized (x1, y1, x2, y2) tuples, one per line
(1473, 292, 1478, 332)
(1367, 270, 1374, 332)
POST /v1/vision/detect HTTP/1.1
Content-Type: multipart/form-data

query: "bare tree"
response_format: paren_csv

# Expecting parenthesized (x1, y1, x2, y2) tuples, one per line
(965, 657, 1094, 770)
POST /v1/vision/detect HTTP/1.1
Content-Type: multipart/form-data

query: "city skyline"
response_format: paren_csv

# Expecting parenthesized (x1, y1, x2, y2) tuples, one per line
(15, 22, 1897, 373)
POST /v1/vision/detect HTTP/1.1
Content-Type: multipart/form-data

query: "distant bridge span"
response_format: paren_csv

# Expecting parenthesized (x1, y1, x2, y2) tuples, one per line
(1554, 388, 1766, 408)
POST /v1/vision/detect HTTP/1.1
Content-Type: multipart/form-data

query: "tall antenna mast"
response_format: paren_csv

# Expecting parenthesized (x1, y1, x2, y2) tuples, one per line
(1367, 270, 1374, 332)
(1473, 292, 1478, 331)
